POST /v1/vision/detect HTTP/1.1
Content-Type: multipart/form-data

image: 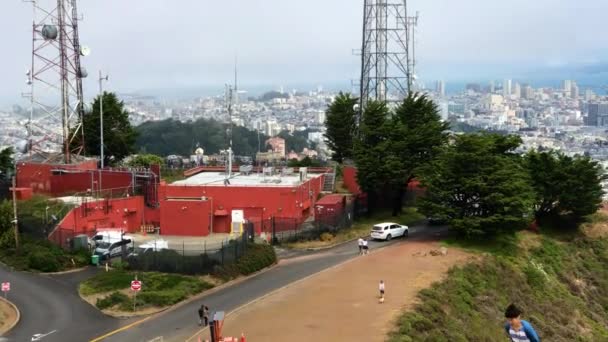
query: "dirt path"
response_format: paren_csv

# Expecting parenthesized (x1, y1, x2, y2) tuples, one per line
(0, 297, 18, 335)
(219, 240, 473, 342)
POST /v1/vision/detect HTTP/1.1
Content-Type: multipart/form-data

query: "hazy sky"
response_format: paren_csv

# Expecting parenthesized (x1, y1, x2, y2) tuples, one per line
(2, 0, 608, 103)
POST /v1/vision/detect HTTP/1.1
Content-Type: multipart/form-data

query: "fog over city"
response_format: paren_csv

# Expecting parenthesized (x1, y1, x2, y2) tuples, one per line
(1, 0, 608, 104)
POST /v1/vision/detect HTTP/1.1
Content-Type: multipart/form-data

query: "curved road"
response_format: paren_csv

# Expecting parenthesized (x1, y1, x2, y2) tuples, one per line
(0, 266, 123, 342)
(0, 223, 446, 342)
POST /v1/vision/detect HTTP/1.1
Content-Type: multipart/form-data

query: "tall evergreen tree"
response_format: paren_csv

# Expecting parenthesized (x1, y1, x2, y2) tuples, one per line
(418, 133, 535, 237)
(386, 93, 449, 215)
(72, 92, 138, 166)
(353, 100, 391, 212)
(324, 93, 358, 163)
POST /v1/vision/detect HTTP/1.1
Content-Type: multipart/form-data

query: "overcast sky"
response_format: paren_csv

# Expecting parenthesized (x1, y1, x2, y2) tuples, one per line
(2, 0, 608, 104)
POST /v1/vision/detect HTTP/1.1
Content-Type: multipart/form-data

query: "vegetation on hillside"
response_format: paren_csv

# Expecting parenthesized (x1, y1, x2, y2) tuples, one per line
(135, 118, 315, 157)
(389, 218, 608, 341)
(125, 153, 164, 168)
(0, 147, 13, 177)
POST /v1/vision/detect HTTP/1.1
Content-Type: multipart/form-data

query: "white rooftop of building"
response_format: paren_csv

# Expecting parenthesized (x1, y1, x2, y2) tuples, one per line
(171, 171, 323, 187)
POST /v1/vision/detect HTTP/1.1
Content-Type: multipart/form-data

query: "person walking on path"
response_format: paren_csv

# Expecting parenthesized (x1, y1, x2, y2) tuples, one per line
(378, 280, 385, 303)
(362, 238, 369, 255)
(198, 304, 205, 326)
(358, 237, 364, 255)
(203, 305, 210, 327)
(504, 303, 540, 342)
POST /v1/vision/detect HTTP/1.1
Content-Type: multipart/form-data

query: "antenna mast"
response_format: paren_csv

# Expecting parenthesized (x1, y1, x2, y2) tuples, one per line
(24, 0, 89, 164)
(358, 0, 419, 123)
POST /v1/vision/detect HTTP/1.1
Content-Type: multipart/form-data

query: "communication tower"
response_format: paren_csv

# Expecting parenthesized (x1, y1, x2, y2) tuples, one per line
(358, 0, 419, 121)
(23, 0, 89, 164)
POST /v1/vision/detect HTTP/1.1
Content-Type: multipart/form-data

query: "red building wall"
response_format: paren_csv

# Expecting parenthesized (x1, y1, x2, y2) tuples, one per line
(56, 196, 149, 234)
(16, 160, 98, 194)
(49, 170, 134, 196)
(342, 166, 361, 195)
(159, 174, 325, 236)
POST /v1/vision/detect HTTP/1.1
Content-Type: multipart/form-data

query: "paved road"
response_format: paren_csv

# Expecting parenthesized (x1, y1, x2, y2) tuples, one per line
(0, 266, 123, 342)
(97, 223, 447, 342)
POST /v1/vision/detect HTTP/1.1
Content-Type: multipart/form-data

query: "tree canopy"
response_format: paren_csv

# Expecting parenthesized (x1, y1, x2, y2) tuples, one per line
(324, 92, 357, 163)
(352, 94, 449, 214)
(126, 154, 165, 168)
(0, 147, 14, 178)
(418, 133, 535, 237)
(526, 150, 605, 222)
(136, 118, 270, 157)
(72, 92, 138, 166)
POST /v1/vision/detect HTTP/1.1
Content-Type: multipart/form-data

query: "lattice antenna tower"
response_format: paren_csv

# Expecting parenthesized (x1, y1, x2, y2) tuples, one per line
(23, 0, 89, 164)
(358, 0, 419, 123)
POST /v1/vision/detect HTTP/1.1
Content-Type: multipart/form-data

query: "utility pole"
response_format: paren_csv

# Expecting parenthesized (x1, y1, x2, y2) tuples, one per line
(98, 71, 108, 196)
(11, 176, 19, 252)
(98, 71, 109, 169)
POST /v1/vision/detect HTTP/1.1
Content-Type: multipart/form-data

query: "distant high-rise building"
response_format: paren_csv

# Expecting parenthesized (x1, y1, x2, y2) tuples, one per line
(490, 81, 495, 93)
(502, 79, 512, 97)
(585, 89, 595, 101)
(571, 82, 579, 99)
(586, 103, 608, 126)
(522, 85, 533, 100)
(513, 83, 521, 99)
(316, 110, 326, 124)
(435, 80, 446, 97)
(562, 80, 572, 93)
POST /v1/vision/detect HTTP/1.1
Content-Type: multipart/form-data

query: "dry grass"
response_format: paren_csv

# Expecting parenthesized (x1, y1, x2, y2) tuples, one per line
(581, 212, 608, 238)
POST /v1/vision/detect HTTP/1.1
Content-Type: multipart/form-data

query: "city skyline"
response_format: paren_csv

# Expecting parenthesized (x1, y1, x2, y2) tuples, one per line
(1, 0, 608, 106)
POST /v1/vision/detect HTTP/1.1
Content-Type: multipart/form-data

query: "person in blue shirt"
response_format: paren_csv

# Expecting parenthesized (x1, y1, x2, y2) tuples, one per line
(504, 303, 540, 342)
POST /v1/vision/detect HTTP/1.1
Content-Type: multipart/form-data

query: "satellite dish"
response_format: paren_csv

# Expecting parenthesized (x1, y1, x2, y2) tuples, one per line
(16, 140, 28, 154)
(41, 25, 58, 40)
(80, 46, 91, 57)
(78, 67, 88, 78)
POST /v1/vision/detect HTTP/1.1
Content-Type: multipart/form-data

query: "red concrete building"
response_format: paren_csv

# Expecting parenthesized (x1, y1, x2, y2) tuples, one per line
(159, 167, 327, 236)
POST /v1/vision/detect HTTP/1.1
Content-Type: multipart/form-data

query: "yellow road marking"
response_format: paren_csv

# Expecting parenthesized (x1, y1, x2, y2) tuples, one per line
(89, 315, 154, 342)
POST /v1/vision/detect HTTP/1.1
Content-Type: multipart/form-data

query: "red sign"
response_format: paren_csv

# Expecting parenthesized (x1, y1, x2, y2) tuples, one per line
(1, 282, 9, 292)
(130, 280, 141, 292)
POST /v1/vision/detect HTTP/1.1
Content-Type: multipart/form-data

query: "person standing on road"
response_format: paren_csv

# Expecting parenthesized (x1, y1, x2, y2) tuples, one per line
(203, 305, 210, 327)
(504, 303, 540, 342)
(198, 304, 205, 326)
(358, 237, 364, 255)
(362, 239, 369, 255)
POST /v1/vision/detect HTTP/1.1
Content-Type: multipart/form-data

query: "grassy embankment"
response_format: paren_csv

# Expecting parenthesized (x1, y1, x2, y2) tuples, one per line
(0, 195, 87, 272)
(80, 243, 277, 315)
(286, 206, 425, 249)
(388, 213, 608, 342)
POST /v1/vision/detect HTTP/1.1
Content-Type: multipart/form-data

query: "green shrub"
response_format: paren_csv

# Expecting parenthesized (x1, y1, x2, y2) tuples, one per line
(212, 243, 276, 280)
(96, 291, 129, 310)
(28, 249, 60, 272)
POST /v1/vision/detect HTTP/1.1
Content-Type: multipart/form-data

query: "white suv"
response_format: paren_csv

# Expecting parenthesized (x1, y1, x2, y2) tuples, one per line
(370, 222, 409, 241)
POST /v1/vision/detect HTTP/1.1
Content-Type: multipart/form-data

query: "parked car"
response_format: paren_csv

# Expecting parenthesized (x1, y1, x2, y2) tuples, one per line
(370, 222, 408, 241)
(92, 230, 134, 247)
(128, 239, 169, 257)
(94, 238, 133, 260)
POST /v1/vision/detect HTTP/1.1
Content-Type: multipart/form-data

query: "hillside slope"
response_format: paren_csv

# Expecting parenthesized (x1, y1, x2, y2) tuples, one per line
(388, 215, 608, 342)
